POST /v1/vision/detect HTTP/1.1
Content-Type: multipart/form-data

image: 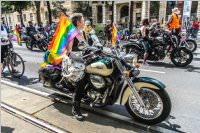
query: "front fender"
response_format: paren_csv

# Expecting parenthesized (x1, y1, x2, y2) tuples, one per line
(120, 77, 166, 105)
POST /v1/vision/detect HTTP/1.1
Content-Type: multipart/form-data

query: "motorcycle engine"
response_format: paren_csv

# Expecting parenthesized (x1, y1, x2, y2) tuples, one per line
(90, 75, 105, 89)
(155, 46, 165, 60)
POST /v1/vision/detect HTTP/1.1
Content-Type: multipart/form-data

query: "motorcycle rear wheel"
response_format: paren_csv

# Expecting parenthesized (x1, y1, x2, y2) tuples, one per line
(184, 39, 197, 52)
(125, 88, 171, 125)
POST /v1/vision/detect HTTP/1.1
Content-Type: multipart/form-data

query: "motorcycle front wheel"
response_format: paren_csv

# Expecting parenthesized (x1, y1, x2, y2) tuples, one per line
(25, 38, 33, 50)
(39, 39, 48, 52)
(125, 88, 171, 125)
(171, 47, 193, 67)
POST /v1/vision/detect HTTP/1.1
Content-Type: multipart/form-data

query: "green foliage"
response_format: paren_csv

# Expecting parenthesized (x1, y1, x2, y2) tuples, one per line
(1, 1, 32, 13)
(72, 1, 92, 19)
(1, 1, 13, 13)
(52, 1, 69, 18)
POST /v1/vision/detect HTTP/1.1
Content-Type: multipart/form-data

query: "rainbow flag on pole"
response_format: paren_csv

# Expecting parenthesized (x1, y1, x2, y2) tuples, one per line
(42, 13, 78, 66)
(12, 28, 22, 46)
(111, 23, 120, 47)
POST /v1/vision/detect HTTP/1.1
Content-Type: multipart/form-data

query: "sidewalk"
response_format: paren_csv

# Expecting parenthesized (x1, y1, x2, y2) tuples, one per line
(1, 110, 48, 133)
(1, 83, 145, 133)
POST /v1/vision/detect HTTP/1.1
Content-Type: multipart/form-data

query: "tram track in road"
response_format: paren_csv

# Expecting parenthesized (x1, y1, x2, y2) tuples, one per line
(1, 102, 70, 133)
(1, 80, 178, 133)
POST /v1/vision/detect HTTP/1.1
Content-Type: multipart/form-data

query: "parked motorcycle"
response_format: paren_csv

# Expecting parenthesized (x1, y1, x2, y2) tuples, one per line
(38, 44, 171, 125)
(123, 28, 193, 67)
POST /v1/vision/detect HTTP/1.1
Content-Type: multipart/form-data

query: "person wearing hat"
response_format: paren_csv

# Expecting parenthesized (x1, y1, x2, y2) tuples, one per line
(166, 7, 181, 36)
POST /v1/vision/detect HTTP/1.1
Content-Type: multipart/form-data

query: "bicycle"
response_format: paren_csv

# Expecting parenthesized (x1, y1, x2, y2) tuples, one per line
(1, 38, 25, 78)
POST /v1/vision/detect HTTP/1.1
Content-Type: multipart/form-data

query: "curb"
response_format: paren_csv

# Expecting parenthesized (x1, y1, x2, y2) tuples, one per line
(1, 80, 178, 133)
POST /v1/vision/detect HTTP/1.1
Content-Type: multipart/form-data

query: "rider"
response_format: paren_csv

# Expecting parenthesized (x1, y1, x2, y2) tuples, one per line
(139, 18, 150, 65)
(26, 21, 38, 49)
(66, 13, 86, 121)
(167, 7, 181, 37)
(149, 18, 160, 37)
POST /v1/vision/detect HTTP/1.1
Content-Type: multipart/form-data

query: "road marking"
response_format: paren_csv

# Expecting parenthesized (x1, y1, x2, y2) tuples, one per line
(139, 69, 166, 74)
(1, 103, 68, 133)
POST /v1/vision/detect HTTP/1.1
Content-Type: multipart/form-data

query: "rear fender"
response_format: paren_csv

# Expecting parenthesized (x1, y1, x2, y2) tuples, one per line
(120, 77, 166, 105)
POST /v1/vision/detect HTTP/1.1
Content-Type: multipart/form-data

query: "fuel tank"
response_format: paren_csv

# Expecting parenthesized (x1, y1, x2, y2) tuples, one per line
(85, 59, 113, 76)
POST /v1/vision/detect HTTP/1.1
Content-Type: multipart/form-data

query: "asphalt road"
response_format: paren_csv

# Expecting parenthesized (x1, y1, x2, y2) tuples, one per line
(2, 42, 200, 133)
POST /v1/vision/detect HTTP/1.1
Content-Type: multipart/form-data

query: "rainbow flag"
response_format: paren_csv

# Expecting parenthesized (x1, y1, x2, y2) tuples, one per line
(111, 23, 120, 47)
(43, 13, 78, 66)
(12, 28, 22, 46)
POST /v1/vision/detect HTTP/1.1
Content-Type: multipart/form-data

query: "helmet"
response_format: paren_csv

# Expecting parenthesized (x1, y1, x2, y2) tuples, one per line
(85, 20, 91, 26)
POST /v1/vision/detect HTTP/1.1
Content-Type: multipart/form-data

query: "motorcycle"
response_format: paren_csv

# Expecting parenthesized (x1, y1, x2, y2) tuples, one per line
(176, 32, 197, 52)
(25, 31, 49, 51)
(38, 43, 171, 125)
(122, 28, 193, 67)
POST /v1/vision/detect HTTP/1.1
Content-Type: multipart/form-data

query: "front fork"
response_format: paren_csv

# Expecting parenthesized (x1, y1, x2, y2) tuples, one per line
(115, 59, 145, 107)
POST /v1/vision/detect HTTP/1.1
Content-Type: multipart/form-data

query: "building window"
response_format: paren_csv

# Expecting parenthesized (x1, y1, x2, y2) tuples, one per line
(136, 13, 141, 23)
(17, 15, 21, 22)
(45, 11, 49, 20)
(136, 2, 142, 8)
(191, 1, 198, 20)
(120, 5, 129, 18)
(30, 13, 34, 21)
(23, 14, 27, 22)
(9, 16, 12, 23)
(97, 6, 103, 23)
(109, 6, 113, 11)
(150, 1, 160, 19)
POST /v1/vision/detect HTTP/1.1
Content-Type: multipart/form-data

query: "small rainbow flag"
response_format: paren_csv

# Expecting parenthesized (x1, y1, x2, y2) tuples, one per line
(12, 28, 22, 46)
(43, 13, 78, 65)
(111, 23, 120, 47)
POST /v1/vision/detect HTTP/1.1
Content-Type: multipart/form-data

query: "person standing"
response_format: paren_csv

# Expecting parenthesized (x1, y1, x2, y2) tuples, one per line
(184, 17, 192, 37)
(139, 18, 150, 65)
(192, 18, 199, 39)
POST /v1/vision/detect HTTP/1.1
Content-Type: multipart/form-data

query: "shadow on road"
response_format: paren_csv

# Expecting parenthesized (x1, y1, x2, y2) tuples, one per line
(49, 93, 186, 133)
(51, 102, 147, 132)
(147, 61, 200, 73)
(1, 126, 15, 133)
(2, 74, 39, 86)
(158, 115, 186, 133)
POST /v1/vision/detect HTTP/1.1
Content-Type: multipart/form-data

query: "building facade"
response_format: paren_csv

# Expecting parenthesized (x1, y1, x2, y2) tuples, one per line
(91, 1, 200, 28)
(1, 0, 72, 29)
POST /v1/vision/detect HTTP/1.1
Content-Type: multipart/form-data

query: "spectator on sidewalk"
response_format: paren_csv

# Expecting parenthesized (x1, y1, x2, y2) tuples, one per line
(192, 18, 199, 39)
(184, 17, 192, 36)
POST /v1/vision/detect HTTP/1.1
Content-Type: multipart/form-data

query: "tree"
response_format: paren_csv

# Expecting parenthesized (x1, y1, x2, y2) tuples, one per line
(34, 1, 41, 24)
(1, 1, 13, 27)
(52, 1, 69, 18)
(72, 1, 92, 19)
(47, 1, 52, 24)
(1, 1, 32, 26)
